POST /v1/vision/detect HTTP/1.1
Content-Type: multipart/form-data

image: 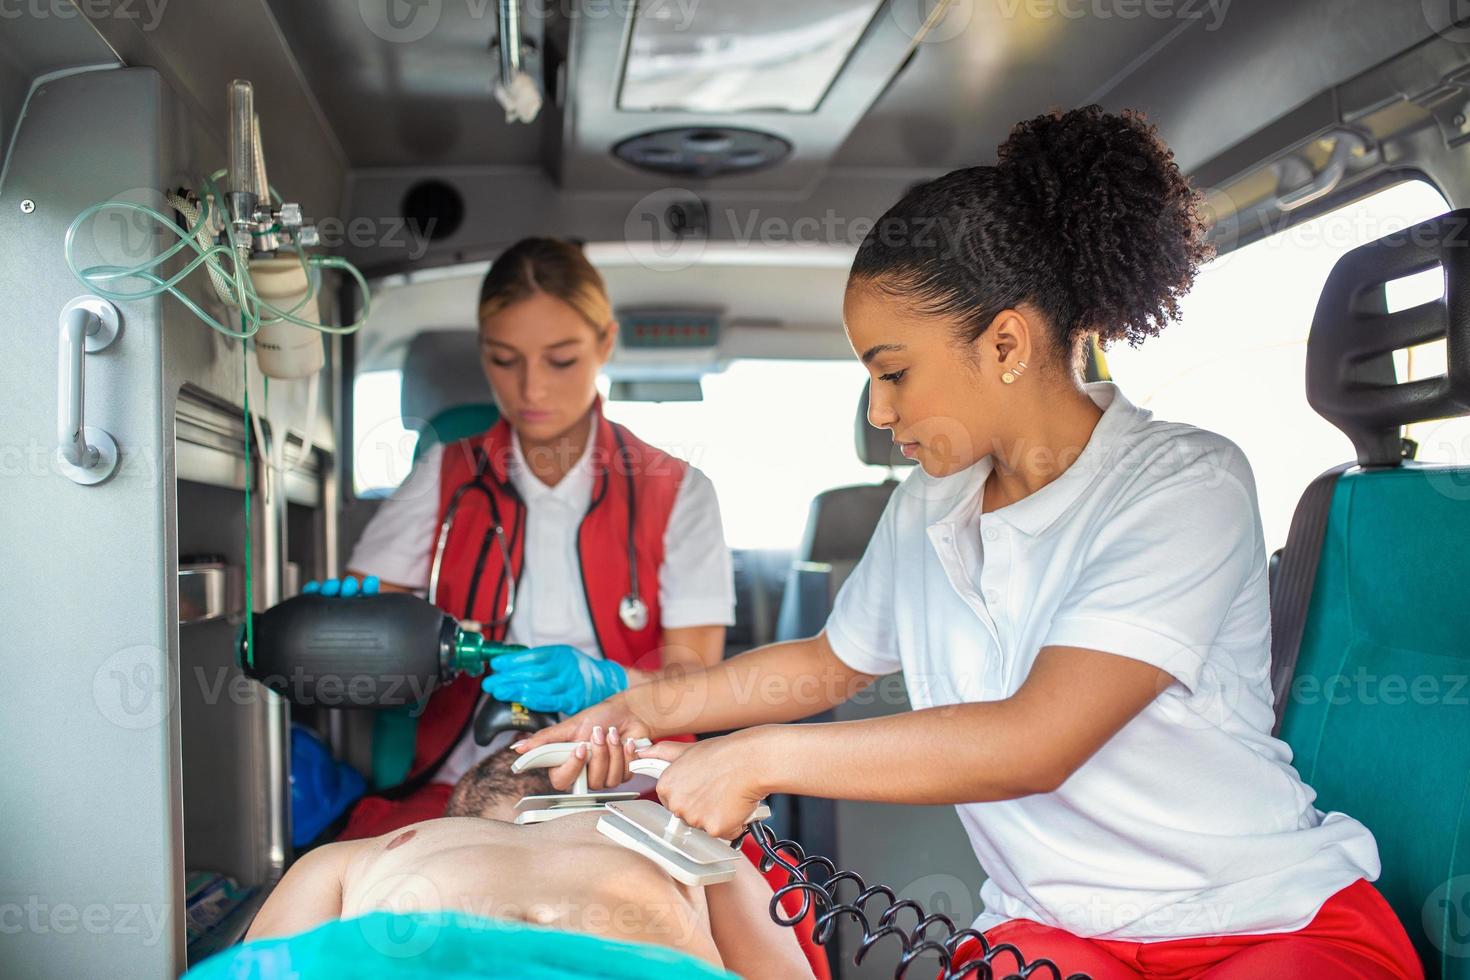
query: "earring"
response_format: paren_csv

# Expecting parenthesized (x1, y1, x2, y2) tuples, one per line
(1002, 360, 1027, 385)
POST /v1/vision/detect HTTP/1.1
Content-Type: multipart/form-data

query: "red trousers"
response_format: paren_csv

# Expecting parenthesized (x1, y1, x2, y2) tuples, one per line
(955, 879, 1422, 980)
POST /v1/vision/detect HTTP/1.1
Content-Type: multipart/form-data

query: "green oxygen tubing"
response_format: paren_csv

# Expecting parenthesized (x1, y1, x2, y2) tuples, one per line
(61, 171, 371, 340)
(63, 81, 378, 671)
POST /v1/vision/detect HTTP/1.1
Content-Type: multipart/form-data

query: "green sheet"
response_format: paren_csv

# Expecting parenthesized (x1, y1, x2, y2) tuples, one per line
(187, 910, 738, 979)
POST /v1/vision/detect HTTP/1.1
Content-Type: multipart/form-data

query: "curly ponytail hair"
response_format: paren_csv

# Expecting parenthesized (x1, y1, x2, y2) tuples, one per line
(849, 105, 1212, 363)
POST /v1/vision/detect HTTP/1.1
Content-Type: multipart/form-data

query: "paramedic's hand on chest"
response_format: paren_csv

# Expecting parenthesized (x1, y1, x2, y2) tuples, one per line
(633, 739, 766, 841)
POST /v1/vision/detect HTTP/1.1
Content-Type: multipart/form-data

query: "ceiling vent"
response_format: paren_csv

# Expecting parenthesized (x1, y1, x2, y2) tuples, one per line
(401, 180, 465, 242)
(613, 127, 792, 178)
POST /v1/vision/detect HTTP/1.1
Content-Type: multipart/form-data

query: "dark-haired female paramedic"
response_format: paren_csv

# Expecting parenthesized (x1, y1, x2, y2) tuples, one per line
(516, 109, 1423, 979)
(336, 237, 735, 840)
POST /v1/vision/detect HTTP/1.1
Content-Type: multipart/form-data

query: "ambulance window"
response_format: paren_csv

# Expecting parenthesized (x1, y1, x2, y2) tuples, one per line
(352, 358, 894, 542)
(1102, 178, 1451, 552)
(602, 360, 892, 549)
(1387, 266, 1470, 471)
(353, 369, 419, 495)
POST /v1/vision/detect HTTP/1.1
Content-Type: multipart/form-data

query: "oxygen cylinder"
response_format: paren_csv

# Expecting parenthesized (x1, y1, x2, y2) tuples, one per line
(250, 256, 325, 379)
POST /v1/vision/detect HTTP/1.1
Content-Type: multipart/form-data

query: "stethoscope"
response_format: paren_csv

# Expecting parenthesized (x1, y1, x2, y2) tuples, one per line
(426, 425, 649, 633)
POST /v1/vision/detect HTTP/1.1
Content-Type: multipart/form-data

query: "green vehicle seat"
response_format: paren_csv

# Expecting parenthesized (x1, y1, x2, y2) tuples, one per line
(1273, 210, 1470, 978)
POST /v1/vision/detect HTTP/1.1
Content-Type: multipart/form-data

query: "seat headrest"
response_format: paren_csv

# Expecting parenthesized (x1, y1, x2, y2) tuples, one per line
(1309, 209, 1470, 467)
(399, 330, 496, 431)
(856, 379, 918, 468)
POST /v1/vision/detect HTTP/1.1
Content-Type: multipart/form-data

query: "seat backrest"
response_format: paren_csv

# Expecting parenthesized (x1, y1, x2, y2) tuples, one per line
(412, 403, 501, 462)
(397, 329, 500, 460)
(1279, 209, 1470, 978)
(801, 378, 916, 562)
(799, 481, 898, 567)
(775, 380, 915, 640)
(369, 330, 498, 786)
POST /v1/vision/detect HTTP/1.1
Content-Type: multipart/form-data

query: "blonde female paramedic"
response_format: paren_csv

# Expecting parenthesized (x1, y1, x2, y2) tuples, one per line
(335, 237, 734, 839)
(515, 109, 1422, 979)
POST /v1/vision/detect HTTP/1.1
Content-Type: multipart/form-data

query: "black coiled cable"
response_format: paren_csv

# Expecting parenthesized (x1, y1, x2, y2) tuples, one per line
(737, 821, 1092, 980)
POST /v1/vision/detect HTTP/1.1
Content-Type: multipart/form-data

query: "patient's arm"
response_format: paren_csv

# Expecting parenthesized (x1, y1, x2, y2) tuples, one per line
(245, 840, 360, 942)
(705, 852, 814, 980)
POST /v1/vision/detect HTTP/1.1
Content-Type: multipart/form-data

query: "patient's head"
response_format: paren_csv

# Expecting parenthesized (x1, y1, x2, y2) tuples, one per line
(446, 750, 554, 822)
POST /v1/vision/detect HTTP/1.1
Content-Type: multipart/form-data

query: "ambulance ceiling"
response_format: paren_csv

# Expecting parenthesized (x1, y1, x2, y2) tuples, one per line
(2, 0, 1451, 277)
(259, 0, 1439, 179)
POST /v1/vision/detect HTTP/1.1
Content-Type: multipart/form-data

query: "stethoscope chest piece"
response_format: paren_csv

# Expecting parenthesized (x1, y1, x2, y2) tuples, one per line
(619, 594, 649, 631)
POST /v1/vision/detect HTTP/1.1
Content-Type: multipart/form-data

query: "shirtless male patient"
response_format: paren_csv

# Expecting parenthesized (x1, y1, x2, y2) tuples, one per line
(245, 749, 811, 979)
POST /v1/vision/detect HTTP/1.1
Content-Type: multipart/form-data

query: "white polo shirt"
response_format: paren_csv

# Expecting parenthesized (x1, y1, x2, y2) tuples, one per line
(825, 382, 1379, 941)
(349, 419, 735, 784)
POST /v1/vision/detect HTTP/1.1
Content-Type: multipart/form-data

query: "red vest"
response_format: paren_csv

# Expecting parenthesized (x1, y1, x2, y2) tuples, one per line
(406, 403, 688, 779)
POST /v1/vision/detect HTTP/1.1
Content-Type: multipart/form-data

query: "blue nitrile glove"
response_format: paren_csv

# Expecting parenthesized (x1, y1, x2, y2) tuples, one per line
(302, 575, 380, 597)
(482, 644, 628, 715)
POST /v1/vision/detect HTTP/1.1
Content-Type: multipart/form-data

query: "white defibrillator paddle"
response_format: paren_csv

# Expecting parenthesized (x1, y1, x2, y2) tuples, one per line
(509, 741, 768, 885)
(596, 757, 770, 887)
(508, 740, 644, 823)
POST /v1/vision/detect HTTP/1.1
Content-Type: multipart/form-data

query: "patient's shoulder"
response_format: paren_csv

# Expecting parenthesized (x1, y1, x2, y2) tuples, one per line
(245, 840, 362, 942)
(362, 816, 497, 852)
(305, 837, 373, 892)
(295, 838, 363, 874)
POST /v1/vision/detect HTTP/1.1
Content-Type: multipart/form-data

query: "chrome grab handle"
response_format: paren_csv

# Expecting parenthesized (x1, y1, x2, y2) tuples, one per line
(56, 295, 120, 485)
(1274, 130, 1360, 213)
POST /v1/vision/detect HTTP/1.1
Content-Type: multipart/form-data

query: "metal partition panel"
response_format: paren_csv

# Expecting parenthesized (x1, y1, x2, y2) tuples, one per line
(175, 478, 279, 890)
(0, 67, 182, 978)
(0, 54, 333, 974)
